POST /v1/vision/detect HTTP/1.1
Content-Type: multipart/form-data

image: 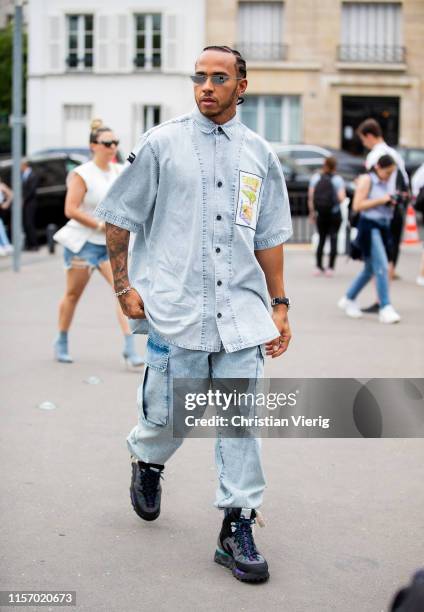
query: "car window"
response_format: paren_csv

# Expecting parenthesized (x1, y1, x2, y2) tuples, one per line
(407, 150, 424, 165)
(65, 159, 82, 174)
(0, 167, 11, 187)
(290, 150, 325, 160)
(33, 159, 66, 188)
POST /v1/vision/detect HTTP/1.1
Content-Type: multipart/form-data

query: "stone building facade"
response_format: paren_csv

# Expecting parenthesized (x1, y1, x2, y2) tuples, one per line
(206, 0, 424, 151)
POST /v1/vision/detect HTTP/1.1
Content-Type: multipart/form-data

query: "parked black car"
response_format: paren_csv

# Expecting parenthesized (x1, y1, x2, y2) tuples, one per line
(273, 143, 365, 183)
(0, 153, 85, 243)
(394, 147, 424, 178)
(32, 147, 125, 164)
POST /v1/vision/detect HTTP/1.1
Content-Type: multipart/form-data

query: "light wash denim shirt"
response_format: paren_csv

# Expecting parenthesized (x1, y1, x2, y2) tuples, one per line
(361, 171, 393, 223)
(96, 107, 293, 353)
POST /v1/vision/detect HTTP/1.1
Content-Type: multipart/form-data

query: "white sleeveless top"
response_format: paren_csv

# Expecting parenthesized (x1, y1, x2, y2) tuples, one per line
(54, 161, 123, 252)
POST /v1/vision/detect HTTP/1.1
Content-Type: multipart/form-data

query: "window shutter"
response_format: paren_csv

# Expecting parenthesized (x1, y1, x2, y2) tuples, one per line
(162, 14, 180, 72)
(48, 15, 65, 73)
(96, 14, 110, 72)
(116, 14, 131, 72)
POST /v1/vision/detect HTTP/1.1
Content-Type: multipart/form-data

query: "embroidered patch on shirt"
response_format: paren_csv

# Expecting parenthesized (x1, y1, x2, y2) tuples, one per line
(235, 171, 263, 230)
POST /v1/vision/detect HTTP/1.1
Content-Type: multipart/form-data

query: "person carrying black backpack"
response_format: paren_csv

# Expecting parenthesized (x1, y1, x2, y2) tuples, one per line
(308, 156, 346, 276)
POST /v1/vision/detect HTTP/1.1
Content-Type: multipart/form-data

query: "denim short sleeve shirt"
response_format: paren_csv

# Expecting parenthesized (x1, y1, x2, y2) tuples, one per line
(96, 107, 293, 353)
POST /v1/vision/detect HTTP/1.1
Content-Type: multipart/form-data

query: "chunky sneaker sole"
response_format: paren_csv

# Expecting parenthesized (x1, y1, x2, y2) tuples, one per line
(214, 547, 269, 583)
(130, 460, 163, 522)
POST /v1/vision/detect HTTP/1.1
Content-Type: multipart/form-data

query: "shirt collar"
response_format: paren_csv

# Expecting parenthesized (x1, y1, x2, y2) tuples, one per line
(191, 106, 239, 140)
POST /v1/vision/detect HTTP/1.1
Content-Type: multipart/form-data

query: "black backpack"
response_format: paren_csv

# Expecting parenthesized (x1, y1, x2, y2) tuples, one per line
(313, 173, 337, 213)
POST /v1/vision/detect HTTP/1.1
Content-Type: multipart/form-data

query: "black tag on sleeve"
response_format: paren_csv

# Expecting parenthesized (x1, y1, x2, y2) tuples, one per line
(127, 152, 136, 164)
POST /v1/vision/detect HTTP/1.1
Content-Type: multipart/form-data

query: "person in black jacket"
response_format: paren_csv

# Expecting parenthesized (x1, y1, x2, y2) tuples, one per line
(21, 160, 40, 251)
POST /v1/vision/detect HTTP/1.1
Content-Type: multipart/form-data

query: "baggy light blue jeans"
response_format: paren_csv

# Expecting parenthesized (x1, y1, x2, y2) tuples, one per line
(127, 328, 266, 509)
(346, 227, 390, 308)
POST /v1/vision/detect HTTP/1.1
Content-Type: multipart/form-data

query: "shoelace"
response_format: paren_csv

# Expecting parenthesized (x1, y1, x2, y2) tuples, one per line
(233, 518, 260, 561)
(138, 467, 163, 508)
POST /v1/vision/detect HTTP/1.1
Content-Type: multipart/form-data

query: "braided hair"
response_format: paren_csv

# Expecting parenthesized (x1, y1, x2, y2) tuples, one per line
(202, 45, 247, 105)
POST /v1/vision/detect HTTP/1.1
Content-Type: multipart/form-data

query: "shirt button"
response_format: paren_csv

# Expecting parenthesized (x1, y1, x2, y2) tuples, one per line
(217, 280, 222, 286)
(216, 215, 222, 221)
(217, 313, 222, 318)
(217, 181, 223, 188)
(218, 126, 223, 133)
(215, 247, 221, 253)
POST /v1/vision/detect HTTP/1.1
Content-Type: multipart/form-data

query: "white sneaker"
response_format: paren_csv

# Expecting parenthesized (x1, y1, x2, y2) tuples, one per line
(0, 246, 6, 257)
(2, 244, 13, 255)
(379, 305, 401, 324)
(416, 276, 424, 287)
(337, 296, 363, 318)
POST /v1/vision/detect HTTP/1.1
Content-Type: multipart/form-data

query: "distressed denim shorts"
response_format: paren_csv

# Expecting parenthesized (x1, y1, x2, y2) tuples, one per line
(63, 241, 109, 271)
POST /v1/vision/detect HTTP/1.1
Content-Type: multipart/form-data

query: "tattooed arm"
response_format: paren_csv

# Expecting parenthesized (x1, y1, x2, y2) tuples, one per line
(105, 223, 146, 319)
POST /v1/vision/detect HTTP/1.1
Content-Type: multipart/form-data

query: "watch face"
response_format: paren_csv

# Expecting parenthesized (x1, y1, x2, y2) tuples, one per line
(272, 297, 290, 308)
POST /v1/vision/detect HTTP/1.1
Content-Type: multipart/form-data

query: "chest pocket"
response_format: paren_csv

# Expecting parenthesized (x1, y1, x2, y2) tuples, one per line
(235, 170, 263, 231)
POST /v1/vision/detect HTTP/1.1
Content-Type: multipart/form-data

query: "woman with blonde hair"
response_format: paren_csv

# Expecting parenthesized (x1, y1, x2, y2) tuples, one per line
(53, 119, 143, 366)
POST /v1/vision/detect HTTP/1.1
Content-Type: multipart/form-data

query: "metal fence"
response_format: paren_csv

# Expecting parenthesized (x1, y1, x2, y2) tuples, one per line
(337, 45, 406, 63)
(287, 192, 313, 244)
(235, 43, 288, 62)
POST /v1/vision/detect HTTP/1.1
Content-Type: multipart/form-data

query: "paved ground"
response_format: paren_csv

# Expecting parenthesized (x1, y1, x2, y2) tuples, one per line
(0, 245, 423, 612)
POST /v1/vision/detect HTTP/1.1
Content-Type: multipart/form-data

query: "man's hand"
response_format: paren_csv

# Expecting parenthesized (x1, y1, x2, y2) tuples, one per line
(118, 288, 146, 319)
(265, 307, 292, 359)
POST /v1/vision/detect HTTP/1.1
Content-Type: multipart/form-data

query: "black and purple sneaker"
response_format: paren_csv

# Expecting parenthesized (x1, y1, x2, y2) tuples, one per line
(214, 508, 269, 583)
(130, 458, 164, 522)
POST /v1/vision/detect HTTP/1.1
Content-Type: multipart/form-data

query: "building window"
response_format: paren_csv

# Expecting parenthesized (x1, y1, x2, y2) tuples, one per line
(237, 2, 286, 61)
(240, 96, 301, 143)
(63, 105, 93, 147)
(339, 3, 404, 63)
(66, 15, 94, 70)
(134, 14, 162, 70)
(133, 104, 161, 136)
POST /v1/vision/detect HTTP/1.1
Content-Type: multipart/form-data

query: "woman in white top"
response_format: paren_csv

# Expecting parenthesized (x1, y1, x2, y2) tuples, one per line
(53, 120, 143, 366)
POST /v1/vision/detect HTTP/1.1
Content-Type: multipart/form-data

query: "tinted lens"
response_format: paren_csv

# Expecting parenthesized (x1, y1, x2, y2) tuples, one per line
(98, 140, 119, 147)
(190, 75, 229, 85)
(190, 75, 206, 84)
(212, 75, 228, 84)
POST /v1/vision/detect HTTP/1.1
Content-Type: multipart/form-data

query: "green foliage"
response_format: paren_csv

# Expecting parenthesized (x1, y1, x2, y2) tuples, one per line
(0, 22, 27, 153)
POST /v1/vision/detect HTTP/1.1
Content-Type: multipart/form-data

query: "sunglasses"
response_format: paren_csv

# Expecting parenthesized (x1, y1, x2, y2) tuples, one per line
(96, 139, 119, 148)
(190, 74, 243, 85)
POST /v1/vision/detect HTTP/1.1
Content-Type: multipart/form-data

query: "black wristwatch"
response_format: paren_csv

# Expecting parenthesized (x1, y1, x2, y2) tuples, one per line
(271, 297, 290, 309)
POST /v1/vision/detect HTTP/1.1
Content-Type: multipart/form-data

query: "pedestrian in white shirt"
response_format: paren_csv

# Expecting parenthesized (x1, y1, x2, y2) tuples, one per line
(357, 119, 409, 283)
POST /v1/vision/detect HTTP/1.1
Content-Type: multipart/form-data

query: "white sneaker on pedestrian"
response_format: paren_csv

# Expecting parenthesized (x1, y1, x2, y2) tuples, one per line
(0, 246, 6, 257)
(416, 276, 424, 287)
(379, 305, 401, 324)
(337, 296, 363, 318)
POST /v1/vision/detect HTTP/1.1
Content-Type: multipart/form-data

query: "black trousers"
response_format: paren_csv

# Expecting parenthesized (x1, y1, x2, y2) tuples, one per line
(23, 199, 38, 248)
(316, 211, 341, 270)
(389, 207, 404, 266)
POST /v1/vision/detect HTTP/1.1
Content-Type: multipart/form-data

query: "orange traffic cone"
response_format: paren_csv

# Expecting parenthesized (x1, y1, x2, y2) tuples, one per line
(402, 204, 421, 245)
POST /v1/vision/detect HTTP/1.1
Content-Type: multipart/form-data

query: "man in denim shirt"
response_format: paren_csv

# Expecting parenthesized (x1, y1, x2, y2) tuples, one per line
(96, 46, 292, 583)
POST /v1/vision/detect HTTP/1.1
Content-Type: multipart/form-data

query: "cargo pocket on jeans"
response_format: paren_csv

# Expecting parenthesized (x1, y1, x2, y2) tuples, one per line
(137, 336, 170, 427)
